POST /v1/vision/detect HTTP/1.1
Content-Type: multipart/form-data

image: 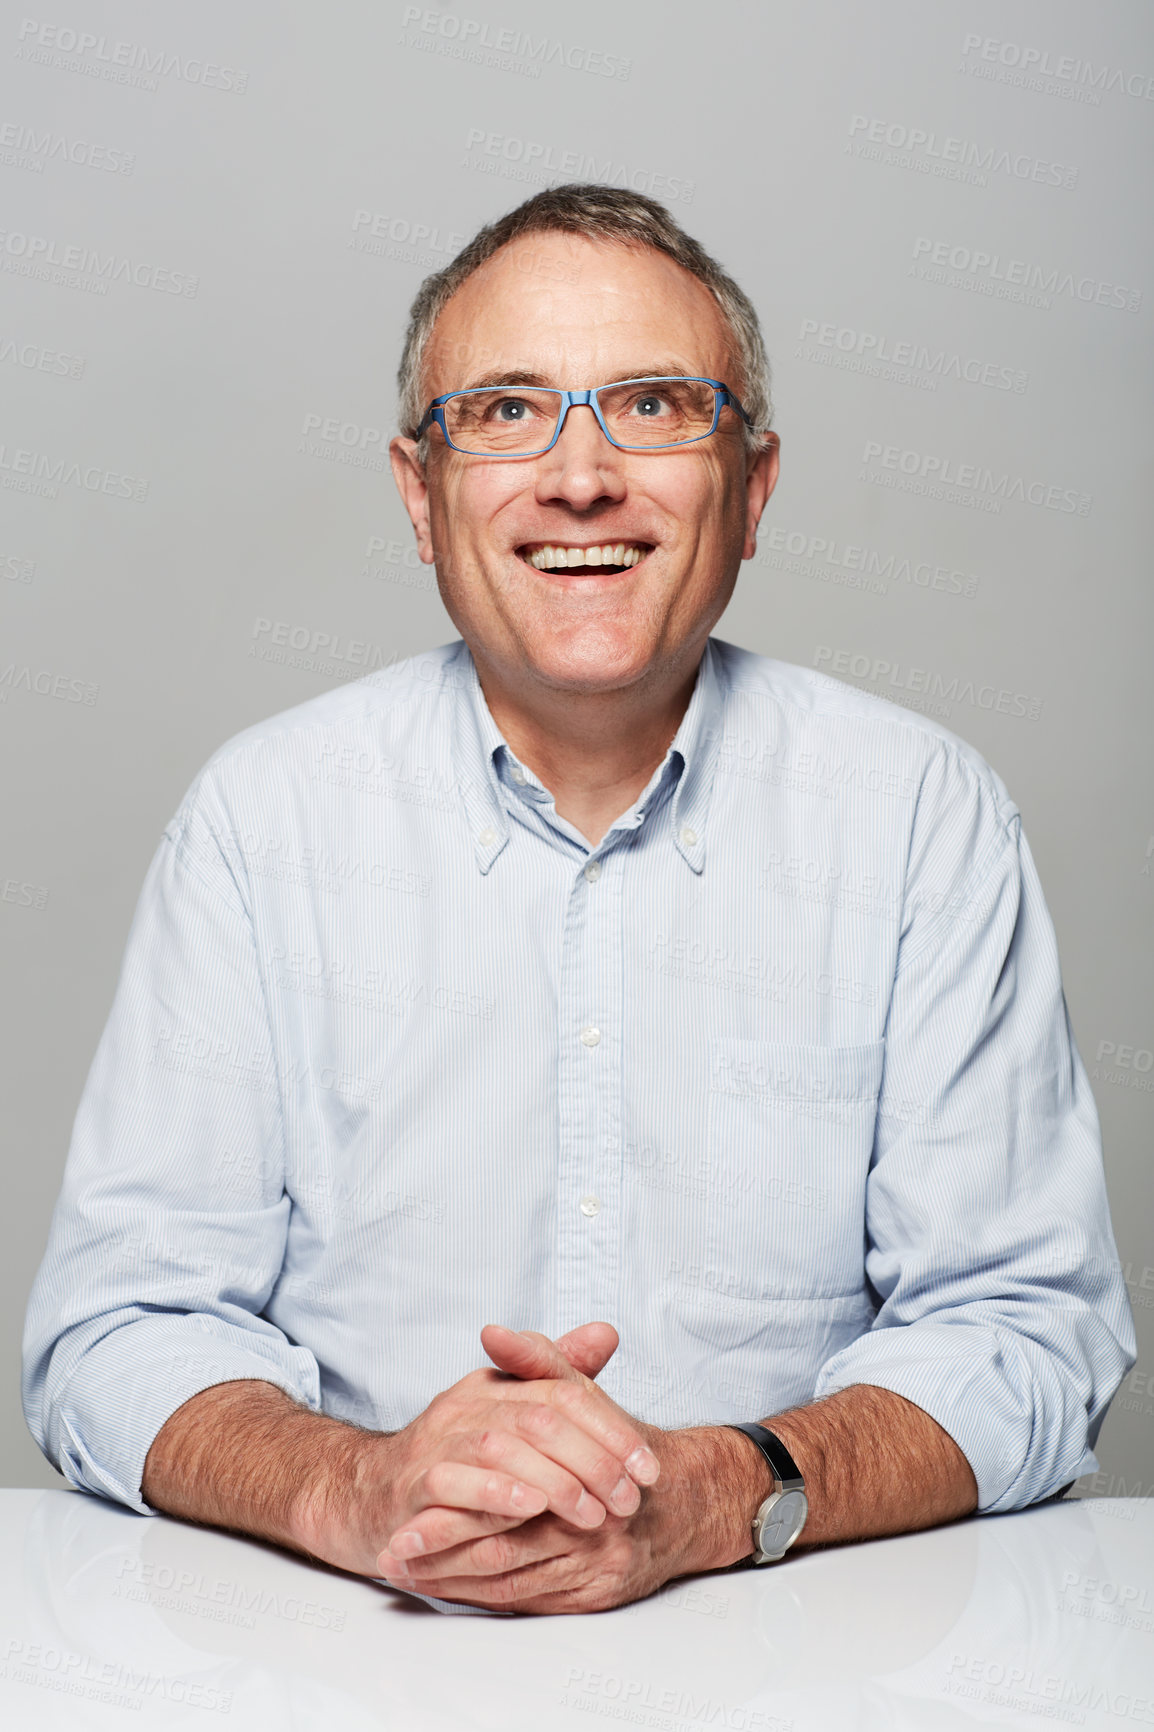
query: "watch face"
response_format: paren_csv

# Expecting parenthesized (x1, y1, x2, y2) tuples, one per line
(757, 1490, 807, 1557)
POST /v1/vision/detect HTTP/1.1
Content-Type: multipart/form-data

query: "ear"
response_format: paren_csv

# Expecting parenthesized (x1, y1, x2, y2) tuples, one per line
(743, 431, 780, 561)
(389, 435, 436, 564)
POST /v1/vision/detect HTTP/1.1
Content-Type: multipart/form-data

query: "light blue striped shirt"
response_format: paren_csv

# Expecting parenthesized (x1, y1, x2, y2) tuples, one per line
(23, 636, 1136, 1524)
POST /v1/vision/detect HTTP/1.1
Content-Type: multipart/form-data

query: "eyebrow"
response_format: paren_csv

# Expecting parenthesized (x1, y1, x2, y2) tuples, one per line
(453, 363, 706, 393)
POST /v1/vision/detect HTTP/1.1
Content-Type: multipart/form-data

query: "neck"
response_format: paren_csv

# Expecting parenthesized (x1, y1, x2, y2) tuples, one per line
(472, 642, 705, 848)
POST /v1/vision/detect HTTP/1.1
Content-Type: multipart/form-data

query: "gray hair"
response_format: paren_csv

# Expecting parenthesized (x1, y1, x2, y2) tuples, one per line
(396, 184, 773, 459)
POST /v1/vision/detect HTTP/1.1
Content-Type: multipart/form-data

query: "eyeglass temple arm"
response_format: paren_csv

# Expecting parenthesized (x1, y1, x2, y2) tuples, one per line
(719, 386, 756, 428)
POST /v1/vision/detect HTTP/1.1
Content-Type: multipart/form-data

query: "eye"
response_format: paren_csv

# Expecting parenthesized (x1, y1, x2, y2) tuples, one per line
(631, 394, 669, 418)
(491, 397, 534, 422)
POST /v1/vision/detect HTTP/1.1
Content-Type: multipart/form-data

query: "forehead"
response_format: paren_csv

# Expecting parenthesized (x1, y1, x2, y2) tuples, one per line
(423, 233, 737, 392)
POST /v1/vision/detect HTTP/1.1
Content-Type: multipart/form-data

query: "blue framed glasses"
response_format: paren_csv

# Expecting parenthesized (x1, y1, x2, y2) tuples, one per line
(414, 376, 755, 457)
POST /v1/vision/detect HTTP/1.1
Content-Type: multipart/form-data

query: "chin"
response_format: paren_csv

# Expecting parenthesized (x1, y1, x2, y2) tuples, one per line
(522, 636, 657, 691)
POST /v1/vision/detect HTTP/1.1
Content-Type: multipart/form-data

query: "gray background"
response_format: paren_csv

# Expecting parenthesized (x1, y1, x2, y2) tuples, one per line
(2, 0, 1151, 1496)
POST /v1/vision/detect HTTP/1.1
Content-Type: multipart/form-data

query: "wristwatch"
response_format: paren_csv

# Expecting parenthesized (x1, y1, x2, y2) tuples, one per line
(725, 1422, 808, 1564)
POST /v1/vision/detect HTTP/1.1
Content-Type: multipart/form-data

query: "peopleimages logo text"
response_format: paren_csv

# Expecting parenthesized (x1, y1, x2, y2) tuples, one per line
(0, 337, 85, 379)
(0, 441, 148, 501)
(463, 129, 694, 203)
(758, 526, 979, 598)
(0, 120, 134, 174)
(800, 319, 1026, 392)
(961, 34, 1154, 101)
(15, 19, 248, 90)
(400, 6, 630, 78)
(813, 648, 1043, 721)
(861, 441, 1090, 516)
(848, 115, 1078, 188)
(912, 237, 1140, 312)
(0, 229, 198, 295)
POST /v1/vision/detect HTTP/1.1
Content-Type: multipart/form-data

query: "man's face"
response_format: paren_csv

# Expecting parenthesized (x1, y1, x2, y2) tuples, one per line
(390, 233, 779, 698)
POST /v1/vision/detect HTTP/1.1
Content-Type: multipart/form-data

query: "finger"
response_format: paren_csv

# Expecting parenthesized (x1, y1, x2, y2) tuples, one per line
(385, 1566, 605, 1615)
(379, 1501, 539, 1569)
(480, 1323, 626, 1404)
(503, 1401, 655, 1515)
(389, 1543, 608, 1612)
(472, 1334, 661, 1490)
(481, 1324, 583, 1384)
(388, 1459, 549, 1549)
(385, 1515, 581, 1587)
(396, 1424, 607, 1532)
(552, 1321, 619, 1380)
(449, 1407, 645, 1529)
(508, 1378, 662, 1488)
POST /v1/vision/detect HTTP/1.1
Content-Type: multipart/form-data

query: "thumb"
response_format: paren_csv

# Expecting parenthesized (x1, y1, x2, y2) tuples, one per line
(552, 1321, 619, 1379)
(480, 1321, 619, 1383)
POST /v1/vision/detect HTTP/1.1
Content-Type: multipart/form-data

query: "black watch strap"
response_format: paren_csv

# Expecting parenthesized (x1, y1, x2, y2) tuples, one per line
(725, 1422, 805, 1493)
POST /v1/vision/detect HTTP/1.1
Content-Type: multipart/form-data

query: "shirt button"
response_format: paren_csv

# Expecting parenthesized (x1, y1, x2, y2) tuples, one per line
(579, 1194, 601, 1217)
(680, 826, 698, 847)
(583, 860, 601, 882)
(511, 766, 527, 785)
(580, 1026, 601, 1047)
(479, 827, 497, 846)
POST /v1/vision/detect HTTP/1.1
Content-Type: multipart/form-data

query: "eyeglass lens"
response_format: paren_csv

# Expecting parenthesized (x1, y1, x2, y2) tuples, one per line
(441, 380, 720, 453)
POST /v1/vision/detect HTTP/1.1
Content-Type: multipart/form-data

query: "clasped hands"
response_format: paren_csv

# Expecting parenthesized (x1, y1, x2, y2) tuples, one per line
(366, 1321, 709, 1613)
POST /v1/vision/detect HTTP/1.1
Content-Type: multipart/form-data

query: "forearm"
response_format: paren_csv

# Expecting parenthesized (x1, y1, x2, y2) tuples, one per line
(683, 1383, 979, 1574)
(140, 1350, 656, 1585)
(140, 1379, 388, 1570)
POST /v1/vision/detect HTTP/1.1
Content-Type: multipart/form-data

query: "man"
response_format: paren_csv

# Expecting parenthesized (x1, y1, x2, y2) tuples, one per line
(23, 186, 1135, 1615)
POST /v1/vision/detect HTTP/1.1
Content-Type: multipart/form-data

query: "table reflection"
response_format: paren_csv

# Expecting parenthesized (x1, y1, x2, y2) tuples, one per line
(0, 1489, 1148, 1729)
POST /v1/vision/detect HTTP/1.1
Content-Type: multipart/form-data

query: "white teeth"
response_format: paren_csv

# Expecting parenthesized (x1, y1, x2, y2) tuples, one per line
(524, 543, 647, 570)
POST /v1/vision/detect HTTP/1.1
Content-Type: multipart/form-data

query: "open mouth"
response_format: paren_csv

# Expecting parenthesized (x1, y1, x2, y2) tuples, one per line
(518, 542, 653, 573)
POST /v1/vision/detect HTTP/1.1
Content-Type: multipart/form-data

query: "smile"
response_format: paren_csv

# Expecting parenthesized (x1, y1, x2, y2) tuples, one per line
(518, 542, 652, 572)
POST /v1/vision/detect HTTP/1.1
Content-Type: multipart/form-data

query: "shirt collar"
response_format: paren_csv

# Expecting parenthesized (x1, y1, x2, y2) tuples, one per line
(450, 637, 724, 875)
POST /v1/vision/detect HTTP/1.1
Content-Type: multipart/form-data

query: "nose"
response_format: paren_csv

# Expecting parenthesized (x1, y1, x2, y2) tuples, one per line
(533, 399, 626, 511)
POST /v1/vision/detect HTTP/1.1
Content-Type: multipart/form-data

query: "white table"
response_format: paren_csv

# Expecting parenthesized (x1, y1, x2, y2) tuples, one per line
(0, 1489, 1150, 1728)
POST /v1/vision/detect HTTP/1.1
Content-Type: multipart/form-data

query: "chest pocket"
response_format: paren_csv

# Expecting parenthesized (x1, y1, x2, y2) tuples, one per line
(701, 1038, 885, 1303)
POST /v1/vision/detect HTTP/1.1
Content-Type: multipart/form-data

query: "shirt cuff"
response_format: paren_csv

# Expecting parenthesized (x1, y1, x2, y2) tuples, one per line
(50, 1316, 322, 1514)
(376, 1582, 513, 1617)
(811, 1322, 1099, 1513)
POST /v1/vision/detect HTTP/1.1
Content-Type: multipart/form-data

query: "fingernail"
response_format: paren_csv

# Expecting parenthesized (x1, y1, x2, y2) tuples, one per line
(575, 1490, 605, 1527)
(626, 1447, 660, 1484)
(611, 1474, 640, 1513)
(392, 1532, 425, 1559)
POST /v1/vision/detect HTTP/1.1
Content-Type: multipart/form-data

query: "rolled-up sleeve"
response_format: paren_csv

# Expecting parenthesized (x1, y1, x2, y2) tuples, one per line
(22, 781, 321, 1513)
(812, 745, 1136, 1512)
